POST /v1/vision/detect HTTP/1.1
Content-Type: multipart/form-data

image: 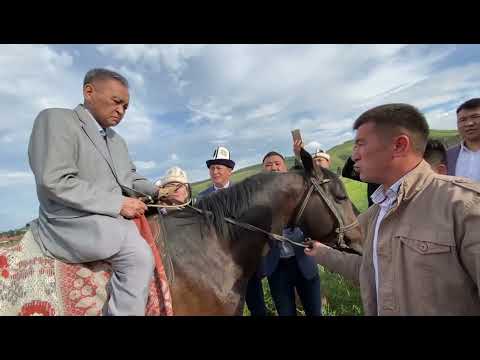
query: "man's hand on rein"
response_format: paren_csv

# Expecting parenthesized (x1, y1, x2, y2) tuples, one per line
(303, 239, 332, 257)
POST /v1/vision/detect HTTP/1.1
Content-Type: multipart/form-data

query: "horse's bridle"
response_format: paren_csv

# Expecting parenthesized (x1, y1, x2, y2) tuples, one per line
(186, 175, 360, 251)
(290, 177, 360, 248)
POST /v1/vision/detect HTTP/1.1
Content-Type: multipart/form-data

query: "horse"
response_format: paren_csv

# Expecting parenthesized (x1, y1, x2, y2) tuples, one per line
(0, 150, 362, 315)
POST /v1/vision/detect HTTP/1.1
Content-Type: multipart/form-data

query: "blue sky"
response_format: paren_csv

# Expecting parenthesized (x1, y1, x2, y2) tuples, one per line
(1, 44, 479, 231)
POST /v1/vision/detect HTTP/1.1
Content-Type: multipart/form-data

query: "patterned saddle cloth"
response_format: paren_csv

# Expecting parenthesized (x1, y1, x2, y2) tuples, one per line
(0, 216, 173, 316)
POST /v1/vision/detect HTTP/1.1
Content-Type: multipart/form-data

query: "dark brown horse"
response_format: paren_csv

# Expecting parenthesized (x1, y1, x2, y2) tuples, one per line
(146, 150, 362, 315)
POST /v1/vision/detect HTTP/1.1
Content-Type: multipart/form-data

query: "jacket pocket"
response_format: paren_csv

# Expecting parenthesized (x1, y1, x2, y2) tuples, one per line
(400, 237, 451, 255)
(395, 224, 454, 255)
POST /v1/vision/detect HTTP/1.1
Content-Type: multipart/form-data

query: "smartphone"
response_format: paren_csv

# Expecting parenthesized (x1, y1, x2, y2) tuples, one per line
(291, 129, 302, 143)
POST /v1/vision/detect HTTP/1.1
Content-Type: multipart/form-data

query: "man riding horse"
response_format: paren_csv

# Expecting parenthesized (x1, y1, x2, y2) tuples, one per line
(28, 68, 160, 316)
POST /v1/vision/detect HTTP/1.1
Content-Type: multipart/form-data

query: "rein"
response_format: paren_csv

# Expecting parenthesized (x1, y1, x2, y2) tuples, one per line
(186, 204, 310, 248)
(147, 199, 192, 209)
(292, 177, 360, 247)
(184, 175, 360, 251)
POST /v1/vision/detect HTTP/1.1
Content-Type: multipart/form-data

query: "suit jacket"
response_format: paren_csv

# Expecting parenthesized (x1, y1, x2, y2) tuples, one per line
(446, 144, 461, 176)
(197, 183, 233, 199)
(28, 105, 156, 263)
(257, 227, 319, 280)
(197, 185, 216, 198)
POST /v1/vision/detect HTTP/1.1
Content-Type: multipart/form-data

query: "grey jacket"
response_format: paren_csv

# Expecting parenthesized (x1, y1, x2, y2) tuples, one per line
(28, 104, 156, 263)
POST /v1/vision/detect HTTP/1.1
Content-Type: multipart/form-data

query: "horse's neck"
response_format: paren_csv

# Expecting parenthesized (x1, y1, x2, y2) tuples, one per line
(259, 174, 304, 233)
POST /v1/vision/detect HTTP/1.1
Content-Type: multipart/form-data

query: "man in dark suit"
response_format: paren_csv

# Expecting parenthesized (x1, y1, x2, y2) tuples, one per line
(447, 98, 480, 181)
(197, 146, 235, 198)
(245, 151, 322, 316)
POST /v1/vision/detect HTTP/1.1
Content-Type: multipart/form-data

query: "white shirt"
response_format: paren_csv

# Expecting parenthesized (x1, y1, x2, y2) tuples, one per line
(213, 182, 230, 191)
(455, 142, 480, 182)
(370, 175, 406, 313)
(84, 106, 106, 137)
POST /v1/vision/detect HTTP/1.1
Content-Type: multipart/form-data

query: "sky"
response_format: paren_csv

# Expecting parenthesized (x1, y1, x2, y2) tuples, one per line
(1, 44, 479, 231)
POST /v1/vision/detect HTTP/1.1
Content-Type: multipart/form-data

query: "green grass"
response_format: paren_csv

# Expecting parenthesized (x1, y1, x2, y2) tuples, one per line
(242, 266, 363, 316)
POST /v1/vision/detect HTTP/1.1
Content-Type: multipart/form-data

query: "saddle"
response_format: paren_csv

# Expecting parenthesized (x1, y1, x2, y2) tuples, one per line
(145, 210, 175, 284)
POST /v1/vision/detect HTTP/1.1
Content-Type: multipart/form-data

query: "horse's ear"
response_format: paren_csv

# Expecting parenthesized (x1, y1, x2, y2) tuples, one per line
(300, 148, 316, 177)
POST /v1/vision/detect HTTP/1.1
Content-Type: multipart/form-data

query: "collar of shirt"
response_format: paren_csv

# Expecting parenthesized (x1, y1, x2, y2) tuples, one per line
(213, 182, 230, 191)
(460, 140, 480, 154)
(83, 106, 106, 137)
(370, 175, 406, 208)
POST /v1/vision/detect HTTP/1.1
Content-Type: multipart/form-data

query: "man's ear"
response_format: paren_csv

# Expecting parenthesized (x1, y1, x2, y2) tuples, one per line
(393, 135, 410, 156)
(83, 83, 94, 100)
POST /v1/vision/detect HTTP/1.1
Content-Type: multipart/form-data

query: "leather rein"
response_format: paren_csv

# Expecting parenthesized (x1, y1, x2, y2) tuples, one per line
(185, 176, 360, 251)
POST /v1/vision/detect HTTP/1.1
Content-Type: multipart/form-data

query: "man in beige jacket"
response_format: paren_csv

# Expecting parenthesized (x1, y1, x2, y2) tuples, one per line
(305, 103, 480, 315)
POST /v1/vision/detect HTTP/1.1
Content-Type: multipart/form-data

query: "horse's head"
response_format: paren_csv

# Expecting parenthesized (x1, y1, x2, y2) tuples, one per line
(286, 149, 363, 253)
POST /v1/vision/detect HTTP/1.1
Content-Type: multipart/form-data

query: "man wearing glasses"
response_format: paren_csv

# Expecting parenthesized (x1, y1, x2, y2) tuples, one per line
(447, 98, 480, 181)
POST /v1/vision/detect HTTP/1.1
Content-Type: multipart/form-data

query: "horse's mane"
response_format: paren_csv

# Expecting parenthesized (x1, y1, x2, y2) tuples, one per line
(196, 171, 296, 242)
(194, 166, 347, 242)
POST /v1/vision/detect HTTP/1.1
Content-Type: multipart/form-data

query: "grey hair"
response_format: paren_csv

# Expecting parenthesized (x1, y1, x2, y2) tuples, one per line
(83, 68, 129, 88)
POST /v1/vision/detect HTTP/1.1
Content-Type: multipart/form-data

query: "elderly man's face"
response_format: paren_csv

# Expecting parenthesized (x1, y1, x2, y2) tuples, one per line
(163, 182, 189, 204)
(263, 155, 287, 173)
(83, 79, 130, 128)
(209, 164, 232, 188)
(352, 122, 394, 184)
(313, 157, 330, 169)
(457, 107, 480, 144)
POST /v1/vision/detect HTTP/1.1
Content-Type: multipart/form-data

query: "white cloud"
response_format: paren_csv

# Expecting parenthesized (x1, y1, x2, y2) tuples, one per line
(170, 153, 178, 161)
(134, 161, 157, 171)
(96, 44, 206, 91)
(0, 171, 34, 187)
(114, 105, 154, 144)
(0, 45, 78, 135)
(117, 65, 145, 89)
(0, 134, 14, 144)
(246, 101, 287, 120)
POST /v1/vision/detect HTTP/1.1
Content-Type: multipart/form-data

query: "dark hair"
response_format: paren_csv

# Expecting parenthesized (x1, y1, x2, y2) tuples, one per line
(262, 151, 285, 164)
(83, 68, 129, 88)
(353, 103, 429, 154)
(423, 139, 447, 166)
(456, 98, 480, 114)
